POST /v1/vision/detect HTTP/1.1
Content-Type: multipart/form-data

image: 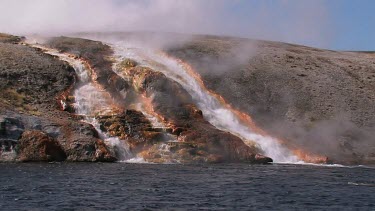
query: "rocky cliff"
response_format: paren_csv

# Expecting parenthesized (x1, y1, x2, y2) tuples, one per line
(1, 32, 373, 165)
(0, 34, 272, 164)
(45, 36, 271, 164)
(0, 34, 115, 162)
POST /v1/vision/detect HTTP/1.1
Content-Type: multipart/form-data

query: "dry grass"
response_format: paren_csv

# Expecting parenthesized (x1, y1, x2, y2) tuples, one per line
(0, 33, 21, 43)
(0, 89, 41, 115)
(0, 89, 25, 107)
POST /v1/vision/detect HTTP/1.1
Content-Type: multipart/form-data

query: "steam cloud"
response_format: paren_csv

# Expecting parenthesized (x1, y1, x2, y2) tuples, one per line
(0, 0, 332, 48)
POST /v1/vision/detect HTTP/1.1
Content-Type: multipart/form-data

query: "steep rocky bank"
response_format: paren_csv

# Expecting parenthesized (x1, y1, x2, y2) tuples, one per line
(166, 35, 375, 164)
(2, 31, 373, 165)
(45, 36, 271, 163)
(0, 34, 115, 162)
(116, 60, 269, 163)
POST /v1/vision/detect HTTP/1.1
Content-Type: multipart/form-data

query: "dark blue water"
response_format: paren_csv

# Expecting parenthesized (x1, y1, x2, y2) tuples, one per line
(0, 163, 374, 210)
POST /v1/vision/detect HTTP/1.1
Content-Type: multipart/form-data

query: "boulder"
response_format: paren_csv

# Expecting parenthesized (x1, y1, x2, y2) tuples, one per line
(94, 139, 117, 162)
(254, 154, 274, 164)
(58, 121, 116, 162)
(17, 130, 66, 162)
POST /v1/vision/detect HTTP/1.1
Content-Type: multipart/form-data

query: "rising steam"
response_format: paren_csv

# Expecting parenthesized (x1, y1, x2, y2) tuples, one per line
(0, 0, 332, 48)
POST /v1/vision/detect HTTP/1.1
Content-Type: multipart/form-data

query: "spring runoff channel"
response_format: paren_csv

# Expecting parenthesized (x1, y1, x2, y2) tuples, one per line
(32, 45, 132, 161)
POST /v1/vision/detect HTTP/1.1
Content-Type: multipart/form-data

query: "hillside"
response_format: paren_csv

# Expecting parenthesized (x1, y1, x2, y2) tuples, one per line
(0, 32, 374, 164)
(166, 35, 375, 164)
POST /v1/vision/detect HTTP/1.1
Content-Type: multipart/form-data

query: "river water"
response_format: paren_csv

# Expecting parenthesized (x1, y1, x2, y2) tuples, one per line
(0, 163, 373, 210)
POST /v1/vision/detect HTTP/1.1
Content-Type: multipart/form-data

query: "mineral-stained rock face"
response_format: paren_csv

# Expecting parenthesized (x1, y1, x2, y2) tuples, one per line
(176, 123, 258, 162)
(96, 110, 165, 154)
(17, 130, 66, 162)
(1, 32, 373, 165)
(57, 121, 116, 162)
(47, 36, 131, 104)
(0, 34, 273, 163)
(117, 59, 272, 163)
(0, 35, 117, 162)
(48, 37, 272, 163)
(95, 139, 118, 162)
(127, 66, 199, 126)
(166, 35, 375, 164)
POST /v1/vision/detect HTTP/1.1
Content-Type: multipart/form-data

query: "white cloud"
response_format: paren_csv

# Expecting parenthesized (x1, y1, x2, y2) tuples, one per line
(0, 0, 333, 48)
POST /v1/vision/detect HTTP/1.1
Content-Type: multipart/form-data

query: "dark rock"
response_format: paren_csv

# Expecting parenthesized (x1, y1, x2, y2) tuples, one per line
(57, 121, 115, 162)
(254, 154, 273, 164)
(43, 124, 61, 138)
(26, 117, 43, 130)
(0, 116, 24, 140)
(0, 120, 5, 135)
(0, 139, 17, 152)
(95, 139, 117, 162)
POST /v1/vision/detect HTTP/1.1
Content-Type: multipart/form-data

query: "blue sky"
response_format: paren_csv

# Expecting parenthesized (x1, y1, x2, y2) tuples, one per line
(1, 0, 374, 51)
(327, 0, 375, 50)
(105, 0, 375, 50)
(219, 0, 375, 50)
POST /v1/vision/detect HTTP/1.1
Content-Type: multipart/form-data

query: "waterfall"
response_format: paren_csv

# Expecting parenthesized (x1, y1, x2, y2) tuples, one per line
(32, 45, 132, 161)
(27, 37, 301, 163)
(109, 41, 300, 163)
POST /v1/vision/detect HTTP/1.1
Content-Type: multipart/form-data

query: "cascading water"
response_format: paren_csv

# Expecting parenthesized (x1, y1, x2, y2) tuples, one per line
(27, 36, 302, 163)
(109, 41, 300, 163)
(30, 45, 132, 161)
(109, 53, 179, 163)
